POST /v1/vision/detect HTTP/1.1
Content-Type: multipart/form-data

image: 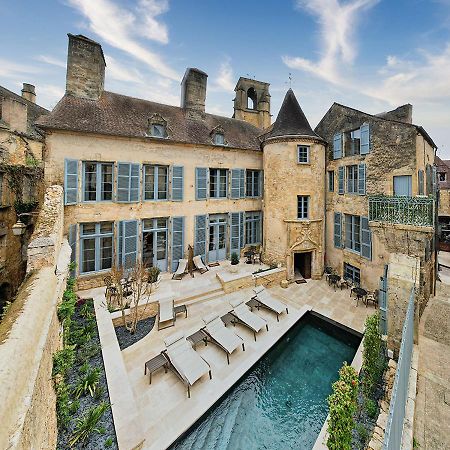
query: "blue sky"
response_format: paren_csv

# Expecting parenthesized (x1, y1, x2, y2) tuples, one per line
(2, 0, 450, 157)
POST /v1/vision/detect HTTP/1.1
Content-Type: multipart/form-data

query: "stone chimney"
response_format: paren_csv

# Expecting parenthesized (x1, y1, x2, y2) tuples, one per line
(377, 104, 413, 124)
(21, 83, 36, 103)
(1, 98, 27, 133)
(66, 34, 106, 100)
(180, 68, 207, 113)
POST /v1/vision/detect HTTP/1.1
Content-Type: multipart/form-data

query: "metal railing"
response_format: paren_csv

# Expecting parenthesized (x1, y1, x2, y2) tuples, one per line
(369, 195, 434, 227)
(383, 286, 415, 450)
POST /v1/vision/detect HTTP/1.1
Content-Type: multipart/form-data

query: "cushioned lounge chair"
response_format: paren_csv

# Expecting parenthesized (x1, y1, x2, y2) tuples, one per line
(162, 331, 212, 398)
(193, 255, 209, 274)
(228, 298, 268, 341)
(202, 313, 245, 364)
(172, 259, 188, 280)
(158, 297, 175, 330)
(251, 286, 289, 322)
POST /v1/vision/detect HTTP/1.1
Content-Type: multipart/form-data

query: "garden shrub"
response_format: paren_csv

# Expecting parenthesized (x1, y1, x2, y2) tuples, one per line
(362, 313, 384, 397)
(69, 402, 109, 447)
(327, 363, 358, 450)
(52, 346, 76, 378)
(365, 398, 378, 419)
(231, 252, 239, 265)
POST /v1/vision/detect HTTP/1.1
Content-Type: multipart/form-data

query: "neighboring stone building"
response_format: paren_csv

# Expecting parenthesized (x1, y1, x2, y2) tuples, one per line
(435, 155, 450, 250)
(0, 84, 48, 314)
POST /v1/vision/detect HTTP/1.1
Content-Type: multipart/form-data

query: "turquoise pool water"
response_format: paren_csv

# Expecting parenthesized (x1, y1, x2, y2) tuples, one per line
(171, 312, 360, 450)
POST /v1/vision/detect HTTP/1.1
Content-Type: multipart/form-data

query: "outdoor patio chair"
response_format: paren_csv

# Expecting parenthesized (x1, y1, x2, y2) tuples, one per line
(172, 258, 188, 280)
(162, 331, 212, 398)
(193, 255, 209, 274)
(366, 289, 379, 308)
(228, 298, 268, 341)
(103, 276, 117, 300)
(251, 286, 289, 321)
(158, 297, 176, 330)
(202, 312, 245, 364)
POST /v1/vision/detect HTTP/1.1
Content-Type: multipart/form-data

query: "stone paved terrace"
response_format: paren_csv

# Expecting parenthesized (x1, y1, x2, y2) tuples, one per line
(78, 266, 375, 450)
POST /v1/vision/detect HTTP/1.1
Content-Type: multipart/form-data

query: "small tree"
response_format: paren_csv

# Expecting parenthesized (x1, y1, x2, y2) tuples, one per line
(362, 313, 383, 397)
(327, 363, 358, 450)
(231, 252, 239, 265)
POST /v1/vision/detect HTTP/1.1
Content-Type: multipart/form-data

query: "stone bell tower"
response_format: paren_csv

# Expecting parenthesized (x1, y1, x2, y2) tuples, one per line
(233, 77, 271, 129)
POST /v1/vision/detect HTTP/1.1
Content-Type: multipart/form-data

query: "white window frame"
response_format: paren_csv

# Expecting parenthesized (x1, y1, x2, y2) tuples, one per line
(246, 170, 261, 198)
(79, 222, 114, 274)
(297, 195, 309, 220)
(150, 123, 166, 138)
(297, 145, 310, 164)
(209, 168, 228, 199)
(82, 161, 114, 202)
(245, 211, 261, 245)
(143, 164, 169, 201)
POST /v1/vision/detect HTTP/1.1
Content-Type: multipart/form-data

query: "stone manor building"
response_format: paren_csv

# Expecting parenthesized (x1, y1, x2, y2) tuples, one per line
(37, 34, 437, 314)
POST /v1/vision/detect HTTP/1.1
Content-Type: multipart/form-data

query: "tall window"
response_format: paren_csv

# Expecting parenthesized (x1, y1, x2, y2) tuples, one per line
(297, 195, 309, 220)
(328, 171, 334, 192)
(347, 165, 358, 194)
(245, 212, 261, 245)
(83, 162, 113, 202)
(345, 214, 361, 252)
(80, 222, 113, 273)
(210, 169, 227, 198)
(344, 263, 360, 286)
(297, 145, 310, 163)
(246, 170, 261, 197)
(345, 128, 361, 156)
(143, 165, 168, 200)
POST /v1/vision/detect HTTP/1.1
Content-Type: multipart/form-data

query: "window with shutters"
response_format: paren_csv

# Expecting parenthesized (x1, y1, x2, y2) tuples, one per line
(297, 145, 310, 164)
(297, 196, 309, 220)
(231, 169, 245, 199)
(328, 171, 334, 192)
(245, 211, 261, 245)
(347, 165, 358, 194)
(345, 214, 361, 253)
(338, 166, 345, 194)
(80, 222, 113, 273)
(83, 162, 113, 202)
(65, 159, 79, 205)
(334, 212, 342, 248)
(143, 164, 168, 200)
(117, 163, 140, 202)
(209, 168, 227, 198)
(344, 263, 360, 286)
(344, 128, 361, 156)
(246, 170, 261, 197)
(333, 133, 342, 159)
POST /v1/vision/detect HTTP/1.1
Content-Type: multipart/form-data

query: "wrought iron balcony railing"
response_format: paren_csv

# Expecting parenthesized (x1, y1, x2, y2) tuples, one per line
(369, 195, 435, 227)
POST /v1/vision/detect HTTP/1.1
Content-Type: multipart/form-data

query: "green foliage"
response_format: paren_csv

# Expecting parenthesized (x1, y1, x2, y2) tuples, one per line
(52, 346, 76, 378)
(80, 302, 95, 320)
(230, 252, 239, 265)
(73, 368, 101, 398)
(79, 361, 91, 375)
(365, 398, 378, 419)
(104, 437, 113, 448)
(356, 423, 369, 444)
(413, 437, 420, 448)
(0, 301, 12, 320)
(69, 402, 109, 447)
(147, 266, 161, 284)
(94, 385, 105, 401)
(327, 363, 358, 450)
(55, 380, 79, 429)
(362, 313, 384, 397)
(57, 299, 76, 322)
(98, 426, 106, 435)
(78, 341, 101, 363)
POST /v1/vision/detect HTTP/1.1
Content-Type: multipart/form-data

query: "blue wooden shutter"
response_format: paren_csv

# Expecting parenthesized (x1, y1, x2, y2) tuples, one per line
(118, 220, 138, 269)
(196, 168, 208, 200)
(425, 165, 432, 195)
(360, 123, 370, 155)
(240, 169, 245, 198)
(230, 212, 244, 256)
(333, 133, 342, 159)
(171, 217, 184, 272)
(171, 166, 184, 201)
(358, 163, 366, 195)
(418, 170, 424, 195)
(130, 163, 140, 202)
(361, 216, 372, 259)
(68, 224, 77, 277)
(64, 159, 79, 205)
(338, 166, 345, 194)
(194, 215, 207, 260)
(117, 163, 140, 202)
(231, 169, 242, 199)
(334, 212, 342, 248)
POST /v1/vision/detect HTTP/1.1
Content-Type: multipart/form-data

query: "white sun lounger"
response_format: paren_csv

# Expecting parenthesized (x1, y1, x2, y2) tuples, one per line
(158, 297, 175, 330)
(193, 255, 209, 274)
(163, 331, 212, 398)
(229, 298, 268, 341)
(172, 258, 188, 280)
(202, 313, 245, 364)
(252, 286, 289, 321)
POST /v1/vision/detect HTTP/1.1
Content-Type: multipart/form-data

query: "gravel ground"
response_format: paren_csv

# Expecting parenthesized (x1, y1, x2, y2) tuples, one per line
(115, 316, 156, 350)
(57, 299, 118, 450)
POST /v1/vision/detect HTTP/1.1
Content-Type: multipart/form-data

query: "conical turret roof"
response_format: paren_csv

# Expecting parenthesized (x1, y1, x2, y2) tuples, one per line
(265, 89, 321, 140)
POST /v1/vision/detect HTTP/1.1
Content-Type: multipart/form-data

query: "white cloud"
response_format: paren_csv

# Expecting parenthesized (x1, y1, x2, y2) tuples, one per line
(67, 0, 179, 80)
(136, 0, 169, 44)
(0, 59, 39, 78)
(214, 59, 235, 92)
(104, 55, 144, 83)
(283, 0, 379, 85)
(36, 55, 66, 68)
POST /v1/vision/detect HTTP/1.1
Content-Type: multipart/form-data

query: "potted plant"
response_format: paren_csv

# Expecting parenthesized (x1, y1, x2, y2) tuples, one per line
(230, 252, 239, 265)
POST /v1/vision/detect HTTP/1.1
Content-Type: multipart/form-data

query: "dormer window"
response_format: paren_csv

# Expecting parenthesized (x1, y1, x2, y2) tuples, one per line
(214, 133, 225, 145)
(211, 125, 227, 146)
(150, 123, 166, 138)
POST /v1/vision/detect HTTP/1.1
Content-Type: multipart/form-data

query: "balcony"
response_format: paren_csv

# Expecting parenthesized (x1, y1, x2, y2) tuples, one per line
(369, 195, 435, 227)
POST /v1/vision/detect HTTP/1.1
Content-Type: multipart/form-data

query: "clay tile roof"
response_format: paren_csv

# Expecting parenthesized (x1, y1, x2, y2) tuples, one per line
(264, 89, 323, 141)
(36, 91, 262, 151)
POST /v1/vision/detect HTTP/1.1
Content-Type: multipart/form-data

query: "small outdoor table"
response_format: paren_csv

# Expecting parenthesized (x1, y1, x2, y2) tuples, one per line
(328, 274, 341, 290)
(174, 304, 188, 319)
(144, 353, 168, 384)
(187, 329, 207, 348)
(352, 287, 367, 306)
(246, 298, 259, 310)
(221, 312, 236, 327)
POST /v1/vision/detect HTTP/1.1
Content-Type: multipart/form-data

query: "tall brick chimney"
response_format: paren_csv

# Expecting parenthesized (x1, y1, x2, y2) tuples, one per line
(180, 68, 207, 113)
(21, 83, 36, 103)
(66, 34, 106, 100)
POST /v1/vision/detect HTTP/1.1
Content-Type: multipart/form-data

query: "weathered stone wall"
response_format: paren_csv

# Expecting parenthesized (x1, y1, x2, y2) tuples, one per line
(439, 189, 450, 216)
(262, 138, 325, 279)
(0, 184, 69, 450)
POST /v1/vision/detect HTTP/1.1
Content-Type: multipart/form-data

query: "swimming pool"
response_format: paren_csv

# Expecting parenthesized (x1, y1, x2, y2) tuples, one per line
(171, 312, 361, 450)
